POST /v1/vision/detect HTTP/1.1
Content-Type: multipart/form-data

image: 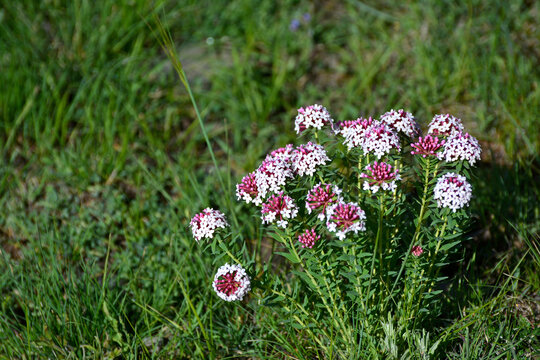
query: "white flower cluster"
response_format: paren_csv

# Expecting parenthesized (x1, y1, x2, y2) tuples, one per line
(295, 104, 333, 134)
(190, 208, 229, 242)
(427, 114, 464, 136)
(212, 263, 251, 302)
(380, 109, 420, 138)
(255, 158, 294, 200)
(338, 118, 374, 150)
(261, 193, 299, 228)
(292, 142, 330, 176)
(440, 132, 482, 165)
(361, 122, 401, 159)
(433, 173, 473, 212)
(326, 201, 367, 240)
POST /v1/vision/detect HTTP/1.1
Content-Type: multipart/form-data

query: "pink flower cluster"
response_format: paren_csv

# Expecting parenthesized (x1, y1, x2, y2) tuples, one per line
(380, 109, 420, 138)
(190, 208, 229, 242)
(326, 201, 366, 240)
(254, 157, 294, 202)
(336, 117, 374, 150)
(212, 263, 251, 302)
(411, 246, 424, 256)
(295, 104, 333, 134)
(361, 122, 401, 159)
(261, 192, 299, 228)
(433, 173, 473, 212)
(440, 132, 481, 165)
(292, 142, 330, 176)
(298, 228, 321, 248)
(236, 172, 260, 205)
(306, 183, 342, 221)
(360, 161, 401, 193)
(410, 135, 445, 158)
(427, 114, 464, 137)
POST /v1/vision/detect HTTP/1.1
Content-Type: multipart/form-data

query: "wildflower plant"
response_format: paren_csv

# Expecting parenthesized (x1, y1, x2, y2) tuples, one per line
(190, 106, 481, 356)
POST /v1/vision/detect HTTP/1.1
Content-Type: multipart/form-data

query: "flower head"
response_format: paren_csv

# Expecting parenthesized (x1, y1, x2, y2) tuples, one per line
(427, 114, 464, 137)
(295, 104, 333, 134)
(360, 161, 401, 193)
(298, 228, 321, 248)
(292, 142, 330, 176)
(433, 173, 473, 212)
(236, 172, 262, 205)
(266, 144, 294, 164)
(336, 117, 374, 149)
(261, 192, 299, 228)
(190, 208, 229, 242)
(412, 246, 424, 256)
(361, 121, 401, 159)
(326, 201, 366, 240)
(255, 157, 294, 200)
(380, 109, 420, 138)
(410, 135, 445, 158)
(212, 263, 251, 302)
(306, 183, 342, 221)
(440, 132, 482, 165)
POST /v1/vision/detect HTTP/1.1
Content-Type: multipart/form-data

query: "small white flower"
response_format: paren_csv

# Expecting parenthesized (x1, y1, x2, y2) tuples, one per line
(433, 173, 473, 212)
(440, 132, 482, 165)
(295, 104, 333, 134)
(380, 109, 420, 138)
(190, 208, 229, 242)
(427, 114, 464, 137)
(292, 142, 330, 176)
(212, 263, 251, 302)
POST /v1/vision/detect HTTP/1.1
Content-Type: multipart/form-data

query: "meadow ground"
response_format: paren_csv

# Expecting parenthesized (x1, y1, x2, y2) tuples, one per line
(0, 0, 539, 358)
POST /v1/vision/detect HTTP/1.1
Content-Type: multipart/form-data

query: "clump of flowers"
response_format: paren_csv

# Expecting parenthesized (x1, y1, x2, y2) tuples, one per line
(336, 117, 374, 150)
(292, 142, 330, 176)
(236, 172, 261, 205)
(410, 135, 445, 158)
(212, 263, 251, 302)
(326, 201, 366, 240)
(412, 246, 424, 256)
(433, 173, 473, 212)
(306, 183, 342, 221)
(254, 157, 294, 200)
(295, 104, 333, 134)
(298, 228, 321, 248)
(360, 161, 401, 193)
(261, 192, 299, 228)
(190, 208, 229, 242)
(427, 114, 464, 137)
(361, 121, 401, 158)
(380, 109, 420, 138)
(266, 144, 294, 164)
(440, 132, 482, 165)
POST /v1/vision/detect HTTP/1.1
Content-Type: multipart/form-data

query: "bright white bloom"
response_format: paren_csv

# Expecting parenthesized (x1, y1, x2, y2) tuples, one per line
(292, 142, 330, 176)
(306, 183, 342, 221)
(212, 263, 251, 302)
(265, 144, 294, 164)
(433, 173, 473, 212)
(336, 117, 374, 149)
(255, 158, 294, 200)
(427, 114, 464, 137)
(380, 109, 420, 138)
(295, 104, 333, 134)
(326, 201, 366, 240)
(261, 192, 299, 228)
(441, 132, 482, 165)
(236, 172, 262, 205)
(360, 161, 401, 193)
(361, 121, 401, 159)
(190, 208, 229, 242)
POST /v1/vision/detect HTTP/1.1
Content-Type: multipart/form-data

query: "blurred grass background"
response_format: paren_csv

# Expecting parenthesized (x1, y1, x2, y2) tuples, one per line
(0, 0, 538, 358)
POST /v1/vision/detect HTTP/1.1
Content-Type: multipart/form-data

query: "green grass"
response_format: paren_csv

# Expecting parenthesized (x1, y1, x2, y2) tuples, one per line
(0, 0, 538, 358)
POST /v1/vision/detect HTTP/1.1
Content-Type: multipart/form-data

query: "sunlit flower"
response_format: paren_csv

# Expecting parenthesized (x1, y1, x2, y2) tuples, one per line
(411, 246, 424, 256)
(212, 263, 251, 302)
(190, 208, 229, 242)
(380, 109, 420, 138)
(306, 183, 342, 221)
(236, 172, 262, 205)
(410, 135, 445, 158)
(427, 114, 464, 137)
(360, 161, 401, 193)
(292, 142, 330, 176)
(433, 173, 473, 212)
(440, 132, 482, 165)
(255, 158, 294, 200)
(326, 201, 366, 240)
(295, 104, 333, 134)
(361, 121, 401, 159)
(261, 192, 299, 228)
(298, 228, 321, 248)
(266, 144, 295, 165)
(336, 117, 374, 150)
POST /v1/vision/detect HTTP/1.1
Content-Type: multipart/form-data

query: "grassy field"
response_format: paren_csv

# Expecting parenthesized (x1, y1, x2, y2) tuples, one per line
(0, 0, 538, 358)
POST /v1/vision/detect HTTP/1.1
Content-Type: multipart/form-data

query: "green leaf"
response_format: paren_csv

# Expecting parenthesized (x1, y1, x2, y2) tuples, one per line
(276, 251, 300, 264)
